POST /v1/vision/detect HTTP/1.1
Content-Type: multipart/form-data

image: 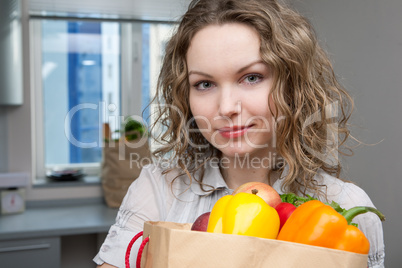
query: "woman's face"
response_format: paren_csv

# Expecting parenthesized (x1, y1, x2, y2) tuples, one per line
(187, 23, 277, 160)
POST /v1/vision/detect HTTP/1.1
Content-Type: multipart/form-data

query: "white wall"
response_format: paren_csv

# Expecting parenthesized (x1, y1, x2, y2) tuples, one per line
(290, 0, 401, 266)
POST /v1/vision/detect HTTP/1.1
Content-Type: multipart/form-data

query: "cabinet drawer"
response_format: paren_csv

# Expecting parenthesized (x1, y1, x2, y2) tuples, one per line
(0, 237, 60, 268)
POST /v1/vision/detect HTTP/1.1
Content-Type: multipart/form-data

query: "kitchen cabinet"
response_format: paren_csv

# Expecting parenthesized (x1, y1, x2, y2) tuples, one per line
(0, 237, 60, 268)
(0, 0, 23, 105)
(0, 202, 117, 268)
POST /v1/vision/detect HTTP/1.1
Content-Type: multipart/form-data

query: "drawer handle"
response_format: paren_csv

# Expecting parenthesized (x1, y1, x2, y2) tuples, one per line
(0, 243, 51, 253)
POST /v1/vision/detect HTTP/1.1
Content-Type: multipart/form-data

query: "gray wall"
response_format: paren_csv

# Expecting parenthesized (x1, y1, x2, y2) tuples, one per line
(290, 0, 401, 267)
(0, 107, 8, 172)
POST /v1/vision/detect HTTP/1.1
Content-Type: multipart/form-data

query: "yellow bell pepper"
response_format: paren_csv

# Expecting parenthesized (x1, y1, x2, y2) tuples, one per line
(207, 192, 280, 239)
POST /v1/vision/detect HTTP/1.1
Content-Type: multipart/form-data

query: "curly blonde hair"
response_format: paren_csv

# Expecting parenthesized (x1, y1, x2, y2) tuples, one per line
(150, 0, 354, 196)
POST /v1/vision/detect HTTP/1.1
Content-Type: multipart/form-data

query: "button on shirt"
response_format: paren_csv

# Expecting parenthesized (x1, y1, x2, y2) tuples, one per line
(94, 162, 384, 268)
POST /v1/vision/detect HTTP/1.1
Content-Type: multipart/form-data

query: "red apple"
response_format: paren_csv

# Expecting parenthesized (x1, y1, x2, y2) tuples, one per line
(275, 202, 297, 231)
(233, 182, 281, 208)
(191, 212, 211, 232)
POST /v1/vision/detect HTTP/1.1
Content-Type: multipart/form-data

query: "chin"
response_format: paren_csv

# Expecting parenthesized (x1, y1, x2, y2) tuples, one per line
(218, 145, 275, 167)
(219, 146, 257, 159)
(211, 137, 273, 161)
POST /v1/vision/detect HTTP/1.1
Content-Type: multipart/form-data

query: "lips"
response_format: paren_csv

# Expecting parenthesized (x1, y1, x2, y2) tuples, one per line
(218, 125, 253, 138)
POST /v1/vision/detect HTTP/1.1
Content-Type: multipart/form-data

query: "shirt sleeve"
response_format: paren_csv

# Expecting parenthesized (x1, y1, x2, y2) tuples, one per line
(328, 181, 385, 268)
(94, 164, 171, 268)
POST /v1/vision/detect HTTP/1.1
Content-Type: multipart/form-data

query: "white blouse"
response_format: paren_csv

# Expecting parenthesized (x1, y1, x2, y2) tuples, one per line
(94, 162, 385, 268)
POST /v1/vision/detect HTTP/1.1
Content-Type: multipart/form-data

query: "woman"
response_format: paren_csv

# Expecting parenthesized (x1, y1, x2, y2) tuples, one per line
(94, 0, 384, 267)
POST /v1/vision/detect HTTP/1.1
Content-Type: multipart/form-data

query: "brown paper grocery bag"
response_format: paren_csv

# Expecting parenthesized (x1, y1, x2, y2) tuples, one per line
(137, 221, 368, 268)
(101, 134, 151, 208)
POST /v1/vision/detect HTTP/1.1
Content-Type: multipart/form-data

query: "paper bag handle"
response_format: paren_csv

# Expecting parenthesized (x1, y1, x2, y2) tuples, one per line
(125, 231, 149, 268)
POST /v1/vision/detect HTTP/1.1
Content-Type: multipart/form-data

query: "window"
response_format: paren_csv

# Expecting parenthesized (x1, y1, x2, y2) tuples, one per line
(31, 18, 174, 180)
(41, 20, 120, 165)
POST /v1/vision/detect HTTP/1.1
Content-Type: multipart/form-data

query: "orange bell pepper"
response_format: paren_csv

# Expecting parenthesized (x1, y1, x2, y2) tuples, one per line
(277, 200, 385, 254)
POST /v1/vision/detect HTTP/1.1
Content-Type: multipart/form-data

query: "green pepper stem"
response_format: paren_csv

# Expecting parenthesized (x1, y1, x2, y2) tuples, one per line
(341, 206, 386, 225)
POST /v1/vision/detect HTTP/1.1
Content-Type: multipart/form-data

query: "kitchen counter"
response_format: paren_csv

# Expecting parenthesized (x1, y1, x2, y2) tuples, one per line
(0, 202, 117, 240)
(0, 202, 118, 268)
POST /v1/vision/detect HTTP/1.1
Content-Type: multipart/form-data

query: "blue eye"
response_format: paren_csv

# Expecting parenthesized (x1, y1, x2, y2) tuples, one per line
(194, 81, 214, 91)
(243, 74, 263, 84)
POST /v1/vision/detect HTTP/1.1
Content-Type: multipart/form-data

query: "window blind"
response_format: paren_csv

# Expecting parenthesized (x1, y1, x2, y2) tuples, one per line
(29, 0, 191, 22)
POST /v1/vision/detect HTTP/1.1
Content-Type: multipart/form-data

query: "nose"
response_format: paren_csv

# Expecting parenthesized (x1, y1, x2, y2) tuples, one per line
(218, 85, 241, 118)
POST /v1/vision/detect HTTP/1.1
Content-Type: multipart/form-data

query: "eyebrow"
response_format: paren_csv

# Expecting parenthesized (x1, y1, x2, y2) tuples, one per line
(188, 70, 213, 78)
(237, 60, 265, 74)
(188, 60, 265, 78)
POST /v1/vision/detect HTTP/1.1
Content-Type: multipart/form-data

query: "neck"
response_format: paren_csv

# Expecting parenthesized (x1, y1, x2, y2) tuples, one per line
(219, 154, 278, 190)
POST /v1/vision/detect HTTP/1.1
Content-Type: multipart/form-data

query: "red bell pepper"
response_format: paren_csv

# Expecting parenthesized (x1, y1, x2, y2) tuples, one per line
(275, 202, 297, 231)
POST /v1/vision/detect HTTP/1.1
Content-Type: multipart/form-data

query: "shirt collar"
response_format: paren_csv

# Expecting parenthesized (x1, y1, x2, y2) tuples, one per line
(190, 159, 229, 196)
(189, 160, 290, 196)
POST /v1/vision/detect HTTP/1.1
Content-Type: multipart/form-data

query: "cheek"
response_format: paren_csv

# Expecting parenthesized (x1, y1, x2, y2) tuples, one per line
(189, 93, 196, 114)
(245, 94, 276, 134)
(244, 91, 272, 117)
(190, 95, 208, 130)
(189, 94, 199, 122)
(190, 93, 215, 120)
(249, 93, 277, 124)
